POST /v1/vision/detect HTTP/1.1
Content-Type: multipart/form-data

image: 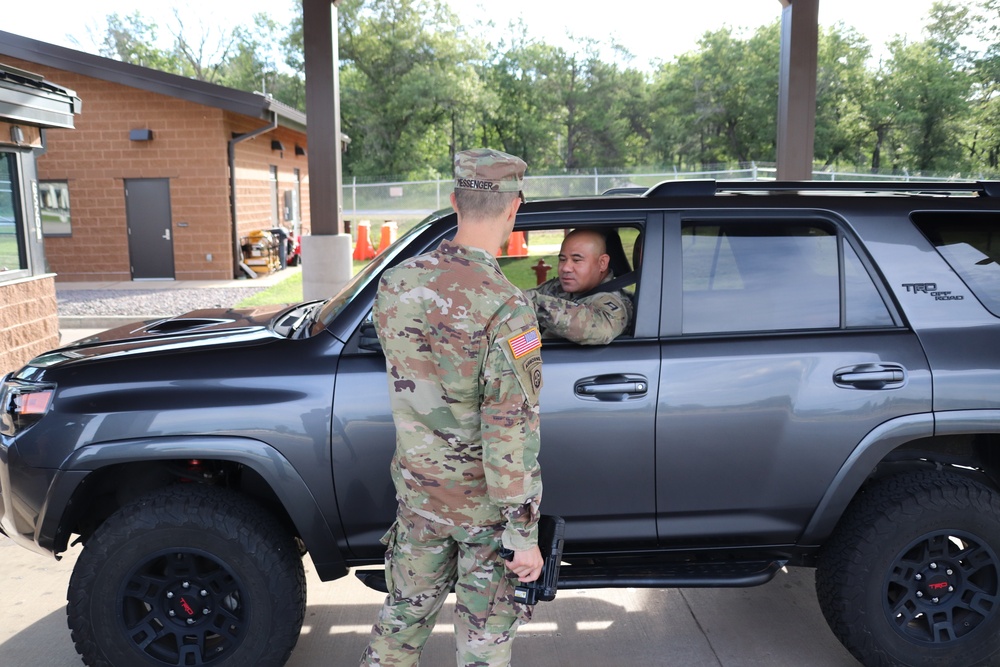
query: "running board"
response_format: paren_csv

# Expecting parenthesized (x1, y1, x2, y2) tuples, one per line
(355, 559, 786, 594)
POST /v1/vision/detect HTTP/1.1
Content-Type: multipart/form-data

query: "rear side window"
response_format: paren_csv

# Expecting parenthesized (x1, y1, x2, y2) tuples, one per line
(682, 220, 893, 334)
(912, 213, 1000, 317)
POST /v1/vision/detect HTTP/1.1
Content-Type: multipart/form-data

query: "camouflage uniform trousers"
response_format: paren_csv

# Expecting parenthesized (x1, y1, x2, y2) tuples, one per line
(360, 506, 533, 666)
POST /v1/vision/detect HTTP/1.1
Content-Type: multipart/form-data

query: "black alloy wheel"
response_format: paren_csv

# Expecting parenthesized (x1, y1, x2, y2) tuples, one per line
(68, 485, 305, 667)
(882, 529, 998, 647)
(817, 470, 1000, 667)
(118, 547, 251, 664)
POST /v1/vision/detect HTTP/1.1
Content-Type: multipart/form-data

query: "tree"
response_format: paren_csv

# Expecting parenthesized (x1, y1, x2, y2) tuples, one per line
(86, 0, 1000, 179)
(883, 37, 970, 173)
(963, 0, 1000, 169)
(648, 24, 781, 167)
(98, 13, 187, 74)
(218, 14, 304, 106)
(813, 24, 873, 169)
(479, 31, 566, 171)
(336, 0, 485, 178)
(94, 8, 305, 112)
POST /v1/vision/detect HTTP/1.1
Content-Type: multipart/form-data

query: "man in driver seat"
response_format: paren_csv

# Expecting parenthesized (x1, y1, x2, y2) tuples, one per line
(525, 228, 634, 345)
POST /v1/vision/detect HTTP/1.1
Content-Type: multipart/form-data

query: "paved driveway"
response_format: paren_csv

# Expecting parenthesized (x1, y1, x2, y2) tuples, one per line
(1, 536, 859, 666)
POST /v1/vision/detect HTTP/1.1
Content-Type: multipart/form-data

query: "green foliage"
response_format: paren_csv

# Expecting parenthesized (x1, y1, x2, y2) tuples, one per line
(99, 13, 190, 74)
(92, 0, 1000, 179)
(884, 38, 971, 172)
(235, 271, 303, 306)
(337, 0, 480, 179)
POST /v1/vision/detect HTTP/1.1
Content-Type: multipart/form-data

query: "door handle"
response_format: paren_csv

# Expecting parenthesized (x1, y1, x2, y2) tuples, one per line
(578, 381, 648, 394)
(162, 228, 171, 241)
(834, 363, 906, 390)
(575, 374, 649, 401)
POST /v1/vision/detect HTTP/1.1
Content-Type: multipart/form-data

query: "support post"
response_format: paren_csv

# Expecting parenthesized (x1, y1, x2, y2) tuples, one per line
(776, 0, 819, 181)
(302, 0, 353, 299)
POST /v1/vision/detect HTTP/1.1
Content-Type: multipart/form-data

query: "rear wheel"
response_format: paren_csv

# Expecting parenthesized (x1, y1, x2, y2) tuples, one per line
(67, 485, 305, 667)
(817, 470, 1000, 667)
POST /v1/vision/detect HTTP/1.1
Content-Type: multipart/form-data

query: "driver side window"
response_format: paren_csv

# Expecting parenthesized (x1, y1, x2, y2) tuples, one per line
(500, 225, 642, 342)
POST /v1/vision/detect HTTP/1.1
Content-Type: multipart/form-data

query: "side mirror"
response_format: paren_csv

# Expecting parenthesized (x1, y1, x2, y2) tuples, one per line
(359, 320, 382, 352)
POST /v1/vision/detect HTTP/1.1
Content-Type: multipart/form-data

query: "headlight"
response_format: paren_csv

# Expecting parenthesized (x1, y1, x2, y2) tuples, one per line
(0, 375, 55, 437)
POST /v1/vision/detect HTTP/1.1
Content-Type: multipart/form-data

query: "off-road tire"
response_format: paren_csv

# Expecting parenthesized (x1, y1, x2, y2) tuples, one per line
(67, 484, 306, 667)
(816, 470, 1000, 667)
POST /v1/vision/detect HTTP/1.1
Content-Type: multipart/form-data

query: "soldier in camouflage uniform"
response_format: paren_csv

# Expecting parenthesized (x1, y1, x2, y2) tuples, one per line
(525, 228, 634, 345)
(361, 148, 544, 667)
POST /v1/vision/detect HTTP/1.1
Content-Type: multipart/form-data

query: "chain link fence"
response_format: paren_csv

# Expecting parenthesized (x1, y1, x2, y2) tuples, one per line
(342, 163, 977, 221)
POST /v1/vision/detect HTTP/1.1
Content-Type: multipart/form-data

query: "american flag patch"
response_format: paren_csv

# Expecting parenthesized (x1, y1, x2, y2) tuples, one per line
(508, 327, 541, 358)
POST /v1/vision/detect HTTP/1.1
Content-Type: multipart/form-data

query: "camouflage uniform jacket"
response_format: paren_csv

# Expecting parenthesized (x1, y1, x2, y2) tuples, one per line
(373, 240, 543, 551)
(526, 274, 634, 344)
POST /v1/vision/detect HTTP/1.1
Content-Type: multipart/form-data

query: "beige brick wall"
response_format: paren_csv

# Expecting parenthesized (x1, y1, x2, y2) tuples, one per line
(227, 115, 312, 242)
(1, 57, 310, 282)
(0, 275, 59, 375)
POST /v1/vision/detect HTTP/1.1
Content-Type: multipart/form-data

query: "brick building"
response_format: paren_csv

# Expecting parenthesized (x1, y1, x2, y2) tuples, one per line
(0, 30, 310, 283)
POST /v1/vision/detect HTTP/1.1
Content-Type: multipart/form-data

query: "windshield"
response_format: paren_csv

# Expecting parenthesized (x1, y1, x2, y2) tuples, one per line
(312, 212, 445, 329)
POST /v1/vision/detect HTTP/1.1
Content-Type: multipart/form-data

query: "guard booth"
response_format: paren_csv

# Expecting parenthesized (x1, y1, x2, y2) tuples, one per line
(0, 63, 80, 373)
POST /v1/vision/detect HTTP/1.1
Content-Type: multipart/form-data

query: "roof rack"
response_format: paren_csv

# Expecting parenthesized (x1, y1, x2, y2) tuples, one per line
(643, 179, 1000, 198)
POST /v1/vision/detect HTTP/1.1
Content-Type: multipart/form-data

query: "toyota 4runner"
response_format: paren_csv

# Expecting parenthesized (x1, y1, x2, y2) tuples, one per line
(2, 179, 1000, 667)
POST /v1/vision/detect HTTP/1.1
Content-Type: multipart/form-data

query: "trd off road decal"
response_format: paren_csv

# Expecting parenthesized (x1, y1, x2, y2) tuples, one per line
(902, 283, 965, 301)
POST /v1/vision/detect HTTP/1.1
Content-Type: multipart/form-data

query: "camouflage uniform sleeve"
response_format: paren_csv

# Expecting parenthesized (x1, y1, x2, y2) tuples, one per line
(530, 290, 633, 345)
(481, 307, 543, 552)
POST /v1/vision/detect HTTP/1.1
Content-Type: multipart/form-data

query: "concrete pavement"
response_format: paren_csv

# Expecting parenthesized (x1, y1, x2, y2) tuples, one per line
(0, 535, 860, 666)
(55, 266, 302, 331)
(54, 266, 299, 293)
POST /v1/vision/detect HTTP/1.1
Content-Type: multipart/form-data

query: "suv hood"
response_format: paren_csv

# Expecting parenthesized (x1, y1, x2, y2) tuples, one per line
(18, 305, 293, 375)
(86, 305, 290, 341)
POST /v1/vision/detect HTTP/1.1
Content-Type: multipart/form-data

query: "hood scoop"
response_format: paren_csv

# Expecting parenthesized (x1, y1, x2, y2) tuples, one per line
(142, 317, 234, 334)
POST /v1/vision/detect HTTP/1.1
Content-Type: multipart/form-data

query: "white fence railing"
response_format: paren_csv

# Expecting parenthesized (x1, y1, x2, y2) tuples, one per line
(342, 164, 976, 220)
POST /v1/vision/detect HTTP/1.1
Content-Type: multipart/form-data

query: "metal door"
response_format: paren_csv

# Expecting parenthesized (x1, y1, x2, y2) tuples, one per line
(124, 178, 174, 280)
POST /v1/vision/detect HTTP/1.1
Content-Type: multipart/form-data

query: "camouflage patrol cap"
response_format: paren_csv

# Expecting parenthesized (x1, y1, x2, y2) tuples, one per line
(454, 148, 526, 193)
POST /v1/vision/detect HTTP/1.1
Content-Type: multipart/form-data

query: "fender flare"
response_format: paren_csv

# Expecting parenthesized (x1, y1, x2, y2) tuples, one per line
(800, 413, 934, 545)
(52, 435, 349, 580)
(802, 410, 1000, 545)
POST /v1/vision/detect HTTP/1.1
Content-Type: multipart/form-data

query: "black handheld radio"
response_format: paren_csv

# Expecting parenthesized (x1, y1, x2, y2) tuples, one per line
(499, 514, 565, 605)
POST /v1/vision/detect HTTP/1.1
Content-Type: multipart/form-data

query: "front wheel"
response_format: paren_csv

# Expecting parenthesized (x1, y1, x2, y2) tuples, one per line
(68, 485, 306, 667)
(817, 470, 1000, 667)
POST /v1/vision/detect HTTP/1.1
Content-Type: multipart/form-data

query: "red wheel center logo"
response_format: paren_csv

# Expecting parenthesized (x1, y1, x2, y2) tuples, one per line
(179, 597, 195, 616)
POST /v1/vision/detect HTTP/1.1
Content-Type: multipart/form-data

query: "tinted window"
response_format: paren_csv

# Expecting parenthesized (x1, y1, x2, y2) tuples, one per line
(0, 153, 26, 275)
(912, 213, 1000, 317)
(682, 221, 892, 334)
(843, 238, 894, 327)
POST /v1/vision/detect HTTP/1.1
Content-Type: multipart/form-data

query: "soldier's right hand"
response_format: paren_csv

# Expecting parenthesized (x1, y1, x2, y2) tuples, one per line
(507, 545, 544, 582)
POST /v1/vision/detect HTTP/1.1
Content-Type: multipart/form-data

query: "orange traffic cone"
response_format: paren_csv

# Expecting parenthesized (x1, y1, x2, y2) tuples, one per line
(507, 231, 528, 256)
(377, 221, 398, 254)
(353, 220, 375, 261)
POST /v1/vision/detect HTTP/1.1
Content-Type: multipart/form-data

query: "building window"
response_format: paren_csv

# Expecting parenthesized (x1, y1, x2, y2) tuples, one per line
(39, 180, 71, 236)
(0, 152, 27, 275)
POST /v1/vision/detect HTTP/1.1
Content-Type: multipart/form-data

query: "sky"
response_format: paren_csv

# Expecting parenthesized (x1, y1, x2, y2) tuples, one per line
(0, 0, 943, 70)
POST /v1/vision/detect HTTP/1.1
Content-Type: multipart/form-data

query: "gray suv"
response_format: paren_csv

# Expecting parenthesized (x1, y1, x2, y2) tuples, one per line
(2, 180, 1000, 667)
